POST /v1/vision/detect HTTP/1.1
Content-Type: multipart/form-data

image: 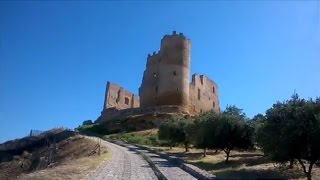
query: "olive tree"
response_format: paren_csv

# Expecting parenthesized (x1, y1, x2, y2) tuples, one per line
(258, 94, 320, 180)
(158, 116, 193, 151)
(188, 111, 217, 157)
(211, 113, 254, 162)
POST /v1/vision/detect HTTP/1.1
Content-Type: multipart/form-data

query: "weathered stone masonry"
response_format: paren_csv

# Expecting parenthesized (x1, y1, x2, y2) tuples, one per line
(103, 82, 140, 110)
(96, 31, 219, 123)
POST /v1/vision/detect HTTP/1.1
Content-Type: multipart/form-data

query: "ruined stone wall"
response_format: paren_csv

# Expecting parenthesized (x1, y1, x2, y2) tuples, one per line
(103, 81, 139, 110)
(189, 74, 219, 114)
(139, 31, 190, 112)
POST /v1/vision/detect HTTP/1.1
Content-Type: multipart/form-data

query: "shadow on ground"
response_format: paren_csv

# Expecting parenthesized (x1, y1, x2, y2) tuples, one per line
(168, 150, 306, 179)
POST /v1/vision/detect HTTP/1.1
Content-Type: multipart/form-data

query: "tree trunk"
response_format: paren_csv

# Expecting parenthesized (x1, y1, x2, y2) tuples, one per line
(184, 141, 189, 152)
(226, 151, 230, 162)
(289, 159, 294, 169)
(306, 161, 314, 180)
(298, 159, 314, 180)
(203, 148, 206, 157)
(224, 149, 230, 163)
(306, 172, 312, 180)
(215, 149, 218, 153)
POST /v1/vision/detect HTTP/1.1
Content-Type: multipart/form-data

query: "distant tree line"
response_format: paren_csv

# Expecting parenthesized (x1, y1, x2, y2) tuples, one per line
(158, 93, 320, 180)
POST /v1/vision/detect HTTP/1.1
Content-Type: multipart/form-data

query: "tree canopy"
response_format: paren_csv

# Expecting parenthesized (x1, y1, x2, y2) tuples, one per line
(158, 115, 193, 151)
(258, 94, 320, 180)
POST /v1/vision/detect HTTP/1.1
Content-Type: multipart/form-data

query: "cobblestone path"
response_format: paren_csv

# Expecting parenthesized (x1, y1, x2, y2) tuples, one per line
(127, 144, 197, 180)
(87, 139, 198, 180)
(86, 140, 157, 180)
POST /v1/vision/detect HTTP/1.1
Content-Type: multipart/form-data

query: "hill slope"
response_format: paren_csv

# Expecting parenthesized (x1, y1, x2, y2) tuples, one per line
(0, 129, 109, 180)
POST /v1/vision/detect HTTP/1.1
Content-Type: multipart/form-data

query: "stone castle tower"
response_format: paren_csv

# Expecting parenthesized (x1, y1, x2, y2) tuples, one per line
(139, 31, 190, 112)
(96, 31, 219, 123)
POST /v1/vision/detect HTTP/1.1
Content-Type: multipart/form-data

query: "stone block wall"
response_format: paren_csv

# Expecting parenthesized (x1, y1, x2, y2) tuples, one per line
(139, 31, 190, 112)
(189, 74, 219, 113)
(103, 81, 139, 110)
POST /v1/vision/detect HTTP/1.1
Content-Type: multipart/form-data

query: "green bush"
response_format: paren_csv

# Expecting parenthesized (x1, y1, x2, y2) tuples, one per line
(75, 120, 123, 136)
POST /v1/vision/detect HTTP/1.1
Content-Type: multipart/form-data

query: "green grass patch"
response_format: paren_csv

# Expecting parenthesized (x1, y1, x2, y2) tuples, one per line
(104, 129, 168, 146)
(75, 120, 123, 136)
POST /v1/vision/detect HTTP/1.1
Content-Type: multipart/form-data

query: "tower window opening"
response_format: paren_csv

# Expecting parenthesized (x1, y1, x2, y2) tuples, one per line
(173, 71, 177, 76)
(177, 88, 179, 92)
(125, 97, 129, 105)
(155, 86, 158, 93)
(198, 88, 201, 100)
(213, 101, 215, 108)
(213, 87, 215, 94)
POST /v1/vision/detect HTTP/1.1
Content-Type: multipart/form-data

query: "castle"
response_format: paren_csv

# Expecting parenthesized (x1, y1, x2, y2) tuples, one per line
(96, 31, 219, 123)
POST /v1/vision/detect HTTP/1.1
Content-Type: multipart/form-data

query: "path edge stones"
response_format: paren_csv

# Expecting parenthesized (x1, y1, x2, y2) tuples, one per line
(139, 151, 168, 180)
(108, 139, 167, 180)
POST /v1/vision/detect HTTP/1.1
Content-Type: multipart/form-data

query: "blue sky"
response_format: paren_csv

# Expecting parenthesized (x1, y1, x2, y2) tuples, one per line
(1, 1, 319, 143)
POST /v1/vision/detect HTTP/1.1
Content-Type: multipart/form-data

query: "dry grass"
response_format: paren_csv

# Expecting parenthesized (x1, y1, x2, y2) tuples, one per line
(17, 149, 110, 180)
(131, 129, 158, 137)
(154, 147, 320, 180)
(0, 135, 111, 180)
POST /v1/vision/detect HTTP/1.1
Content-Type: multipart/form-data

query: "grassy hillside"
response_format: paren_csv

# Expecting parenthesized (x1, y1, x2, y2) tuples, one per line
(0, 129, 110, 180)
(76, 121, 122, 136)
(105, 129, 161, 146)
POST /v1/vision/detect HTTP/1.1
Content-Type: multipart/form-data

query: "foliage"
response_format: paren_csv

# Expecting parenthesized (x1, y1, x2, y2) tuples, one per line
(187, 108, 254, 161)
(158, 116, 193, 151)
(247, 113, 266, 145)
(258, 93, 320, 180)
(187, 110, 217, 156)
(223, 105, 247, 120)
(75, 121, 122, 136)
(210, 112, 254, 162)
(110, 133, 155, 145)
(76, 124, 105, 136)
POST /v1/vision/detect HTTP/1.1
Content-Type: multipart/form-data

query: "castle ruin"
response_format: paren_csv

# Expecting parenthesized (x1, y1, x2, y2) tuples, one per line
(96, 31, 219, 123)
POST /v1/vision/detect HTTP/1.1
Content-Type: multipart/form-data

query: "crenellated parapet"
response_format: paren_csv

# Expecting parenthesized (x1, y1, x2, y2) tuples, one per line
(146, 51, 161, 66)
(161, 31, 189, 41)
